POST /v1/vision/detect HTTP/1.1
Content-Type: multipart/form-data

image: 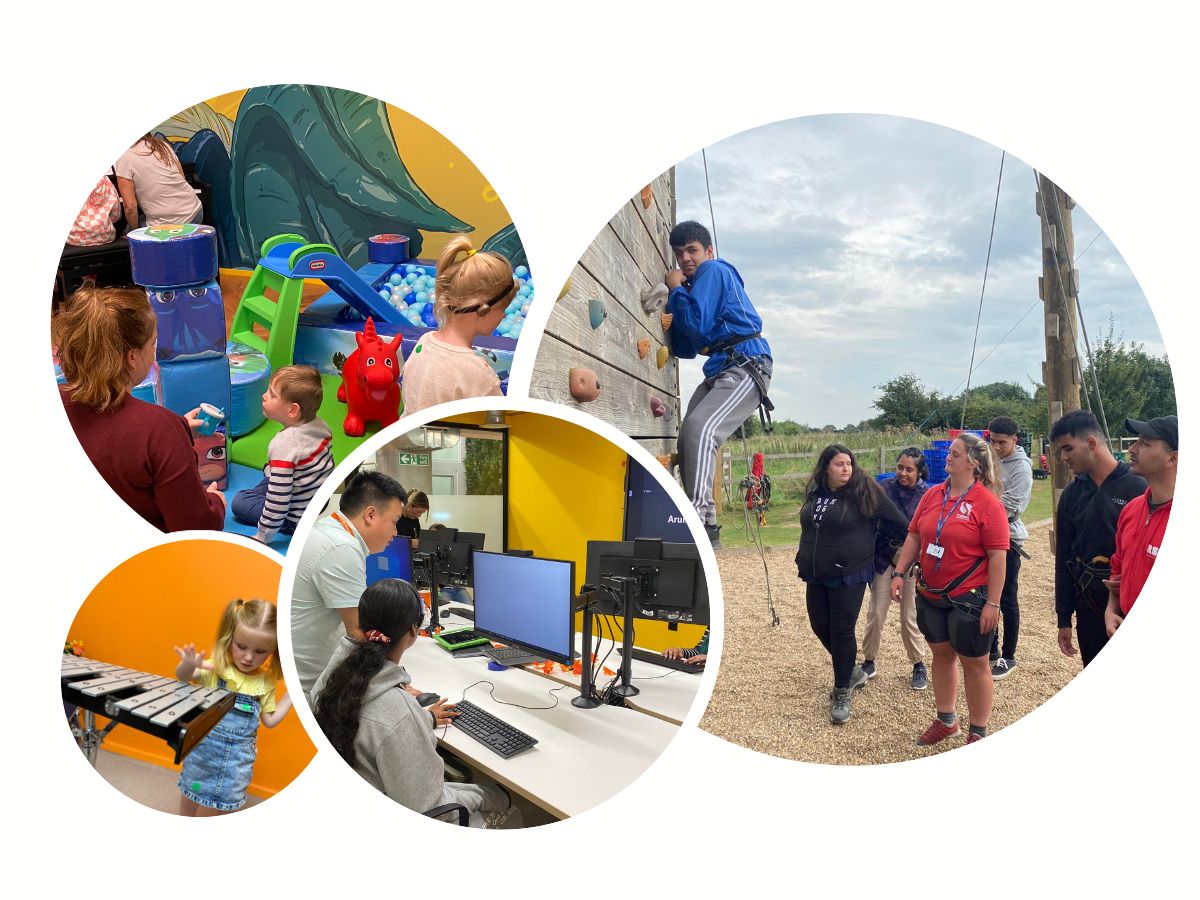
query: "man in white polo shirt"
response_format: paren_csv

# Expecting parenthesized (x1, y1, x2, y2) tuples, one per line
(291, 471, 407, 700)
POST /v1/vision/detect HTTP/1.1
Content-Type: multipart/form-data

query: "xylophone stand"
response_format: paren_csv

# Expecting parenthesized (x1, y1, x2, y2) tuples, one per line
(70, 708, 121, 767)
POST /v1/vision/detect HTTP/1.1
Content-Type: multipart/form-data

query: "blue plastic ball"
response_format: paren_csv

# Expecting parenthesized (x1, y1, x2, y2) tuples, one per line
(514, 266, 529, 278)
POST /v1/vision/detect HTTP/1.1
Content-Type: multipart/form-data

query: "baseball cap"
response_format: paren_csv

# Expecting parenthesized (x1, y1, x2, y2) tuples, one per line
(1125, 415, 1178, 451)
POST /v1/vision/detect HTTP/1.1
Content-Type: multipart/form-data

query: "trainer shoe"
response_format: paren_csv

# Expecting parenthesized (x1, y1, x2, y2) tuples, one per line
(705, 523, 722, 549)
(911, 662, 928, 691)
(848, 664, 869, 691)
(966, 732, 985, 744)
(916, 718, 961, 746)
(991, 657, 1017, 680)
(860, 660, 877, 680)
(831, 688, 853, 725)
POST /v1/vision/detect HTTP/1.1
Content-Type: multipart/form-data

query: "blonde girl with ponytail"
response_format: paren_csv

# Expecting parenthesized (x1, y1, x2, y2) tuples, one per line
(400, 236, 517, 415)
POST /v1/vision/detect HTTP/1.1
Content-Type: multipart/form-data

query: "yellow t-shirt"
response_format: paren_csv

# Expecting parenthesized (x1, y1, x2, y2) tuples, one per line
(198, 664, 277, 714)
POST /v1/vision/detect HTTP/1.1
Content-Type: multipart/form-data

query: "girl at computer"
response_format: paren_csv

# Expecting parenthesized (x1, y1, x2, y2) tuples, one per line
(400, 237, 515, 415)
(311, 578, 514, 826)
(173, 598, 293, 815)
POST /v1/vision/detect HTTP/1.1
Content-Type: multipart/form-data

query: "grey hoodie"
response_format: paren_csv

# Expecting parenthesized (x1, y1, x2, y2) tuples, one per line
(312, 637, 506, 819)
(998, 445, 1033, 545)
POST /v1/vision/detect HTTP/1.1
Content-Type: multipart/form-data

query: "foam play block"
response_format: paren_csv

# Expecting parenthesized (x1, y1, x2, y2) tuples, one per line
(227, 341, 271, 437)
(128, 223, 218, 288)
(149, 280, 226, 362)
(157, 355, 230, 418)
(194, 426, 228, 490)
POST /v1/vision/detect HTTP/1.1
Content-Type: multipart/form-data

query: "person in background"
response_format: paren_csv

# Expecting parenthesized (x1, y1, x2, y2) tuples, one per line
(53, 286, 225, 532)
(290, 471, 407, 701)
(662, 628, 709, 666)
(114, 134, 203, 229)
(1105, 416, 1177, 636)
(396, 490, 429, 548)
(1049, 410, 1146, 666)
(67, 175, 122, 247)
(986, 416, 1032, 680)
(860, 448, 931, 691)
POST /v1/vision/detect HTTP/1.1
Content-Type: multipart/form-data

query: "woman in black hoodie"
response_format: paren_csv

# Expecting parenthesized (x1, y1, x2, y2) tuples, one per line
(796, 444, 909, 724)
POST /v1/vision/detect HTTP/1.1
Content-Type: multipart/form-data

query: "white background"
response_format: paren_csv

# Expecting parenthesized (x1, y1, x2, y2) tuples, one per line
(6, 1, 1195, 894)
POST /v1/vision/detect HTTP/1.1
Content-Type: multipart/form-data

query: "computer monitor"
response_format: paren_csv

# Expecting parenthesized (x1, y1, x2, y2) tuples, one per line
(366, 535, 413, 586)
(442, 542, 474, 584)
(472, 551, 575, 665)
(456, 531, 485, 550)
(624, 457, 694, 542)
(419, 528, 458, 548)
(585, 539, 707, 625)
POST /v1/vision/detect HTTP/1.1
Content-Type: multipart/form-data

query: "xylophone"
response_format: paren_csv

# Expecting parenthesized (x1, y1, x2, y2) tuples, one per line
(62, 655, 236, 766)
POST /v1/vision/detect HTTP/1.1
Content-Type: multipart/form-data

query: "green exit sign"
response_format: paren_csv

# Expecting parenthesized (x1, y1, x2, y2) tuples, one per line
(396, 453, 430, 465)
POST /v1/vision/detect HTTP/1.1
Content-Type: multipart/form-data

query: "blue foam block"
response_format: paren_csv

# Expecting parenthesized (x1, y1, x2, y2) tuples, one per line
(150, 281, 226, 362)
(194, 427, 228, 490)
(157, 355, 230, 417)
(222, 463, 293, 553)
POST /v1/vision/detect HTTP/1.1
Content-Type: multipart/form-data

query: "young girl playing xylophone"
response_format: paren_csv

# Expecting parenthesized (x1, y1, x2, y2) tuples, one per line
(174, 598, 293, 815)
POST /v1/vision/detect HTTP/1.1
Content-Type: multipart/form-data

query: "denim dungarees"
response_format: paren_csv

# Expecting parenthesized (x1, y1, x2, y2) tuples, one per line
(177, 678, 261, 811)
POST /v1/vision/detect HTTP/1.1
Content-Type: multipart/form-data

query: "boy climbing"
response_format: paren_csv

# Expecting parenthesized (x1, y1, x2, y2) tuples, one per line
(664, 221, 772, 548)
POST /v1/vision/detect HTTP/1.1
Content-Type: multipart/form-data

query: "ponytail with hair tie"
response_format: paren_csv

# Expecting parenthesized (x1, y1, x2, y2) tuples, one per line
(364, 629, 392, 644)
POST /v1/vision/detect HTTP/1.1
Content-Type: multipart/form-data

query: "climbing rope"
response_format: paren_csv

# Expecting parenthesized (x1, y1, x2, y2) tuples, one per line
(959, 150, 1006, 429)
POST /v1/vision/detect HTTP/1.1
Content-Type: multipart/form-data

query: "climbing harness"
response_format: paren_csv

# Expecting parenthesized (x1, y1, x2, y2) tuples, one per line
(701, 332, 775, 433)
(740, 452, 771, 527)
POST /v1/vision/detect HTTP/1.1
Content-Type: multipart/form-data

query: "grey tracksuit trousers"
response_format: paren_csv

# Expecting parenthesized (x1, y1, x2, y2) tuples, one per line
(678, 359, 772, 525)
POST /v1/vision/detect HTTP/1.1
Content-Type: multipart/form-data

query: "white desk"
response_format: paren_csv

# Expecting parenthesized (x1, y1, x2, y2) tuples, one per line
(403, 634, 680, 820)
(430, 613, 703, 726)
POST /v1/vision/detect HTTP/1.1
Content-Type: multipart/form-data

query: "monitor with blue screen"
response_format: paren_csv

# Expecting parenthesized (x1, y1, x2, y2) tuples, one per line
(366, 535, 413, 585)
(472, 551, 575, 665)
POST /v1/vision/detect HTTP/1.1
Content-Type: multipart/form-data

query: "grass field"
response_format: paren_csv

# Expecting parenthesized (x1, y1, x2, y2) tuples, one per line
(717, 466, 1054, 550)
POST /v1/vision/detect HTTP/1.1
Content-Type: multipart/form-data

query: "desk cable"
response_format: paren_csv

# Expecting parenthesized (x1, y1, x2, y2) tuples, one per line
(437, 680, 571, 739)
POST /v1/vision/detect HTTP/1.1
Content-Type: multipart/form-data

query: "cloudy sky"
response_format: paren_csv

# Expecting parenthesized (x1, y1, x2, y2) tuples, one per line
(673, 114, 1165, 427)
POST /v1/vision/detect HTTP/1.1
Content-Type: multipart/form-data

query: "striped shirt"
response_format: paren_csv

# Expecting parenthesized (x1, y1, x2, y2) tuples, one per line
(258, 417, 335, 543)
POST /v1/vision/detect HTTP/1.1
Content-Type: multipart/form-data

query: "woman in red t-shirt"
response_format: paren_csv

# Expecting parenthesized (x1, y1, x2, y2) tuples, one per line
(53, 287, 225, 532)
(892, 433, 1009, 747)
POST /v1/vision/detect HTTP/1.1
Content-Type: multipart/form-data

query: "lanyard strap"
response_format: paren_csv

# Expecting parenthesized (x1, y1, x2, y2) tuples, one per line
(330, 511, 356, 537)
(933, 482, 975, 570)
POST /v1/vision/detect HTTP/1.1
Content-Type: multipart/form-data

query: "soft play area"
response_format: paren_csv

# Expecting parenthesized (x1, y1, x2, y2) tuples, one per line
(54, 85, 533, 553)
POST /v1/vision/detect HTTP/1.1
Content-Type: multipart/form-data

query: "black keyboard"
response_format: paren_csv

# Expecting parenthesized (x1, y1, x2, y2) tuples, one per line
(450, 700, 538, 759)
(439, 630, 486, 645)
(447, 606, 475, 621)
(619, 647, 705, 673)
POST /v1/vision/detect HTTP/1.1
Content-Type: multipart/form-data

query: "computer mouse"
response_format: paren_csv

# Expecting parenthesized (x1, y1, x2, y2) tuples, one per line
(415, 692, 440, 707)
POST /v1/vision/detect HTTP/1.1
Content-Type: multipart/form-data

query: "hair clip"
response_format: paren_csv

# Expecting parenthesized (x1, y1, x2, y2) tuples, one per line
(364, 629, 392, 644)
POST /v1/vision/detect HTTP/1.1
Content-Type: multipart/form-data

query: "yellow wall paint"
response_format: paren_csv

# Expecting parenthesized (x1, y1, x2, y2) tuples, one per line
(66, 542, 315, 800)
(445, 413, 706, 652)
(178, 87, 510, 259)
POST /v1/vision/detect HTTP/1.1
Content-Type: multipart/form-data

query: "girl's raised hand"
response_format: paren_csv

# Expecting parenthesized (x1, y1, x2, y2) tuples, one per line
(174, 643, 205, 671)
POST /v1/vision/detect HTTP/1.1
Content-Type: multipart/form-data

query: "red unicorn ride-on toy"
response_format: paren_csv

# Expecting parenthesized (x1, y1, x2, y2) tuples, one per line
(337, 317, 402, 436)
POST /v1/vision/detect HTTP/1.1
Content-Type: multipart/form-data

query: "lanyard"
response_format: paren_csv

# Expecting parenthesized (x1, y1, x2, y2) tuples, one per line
(331, 511, 356, 537)
(933, 482, 975, 570)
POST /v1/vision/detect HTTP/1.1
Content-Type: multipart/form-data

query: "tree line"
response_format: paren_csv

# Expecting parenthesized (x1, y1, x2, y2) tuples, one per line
(743, 320, 1175, 437)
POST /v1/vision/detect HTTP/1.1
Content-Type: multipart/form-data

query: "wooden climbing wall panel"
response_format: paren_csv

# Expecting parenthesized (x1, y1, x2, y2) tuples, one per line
(531, 168, 680, 442)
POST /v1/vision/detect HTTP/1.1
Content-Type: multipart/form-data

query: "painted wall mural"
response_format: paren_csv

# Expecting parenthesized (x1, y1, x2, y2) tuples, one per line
(153, 84, 523, 269)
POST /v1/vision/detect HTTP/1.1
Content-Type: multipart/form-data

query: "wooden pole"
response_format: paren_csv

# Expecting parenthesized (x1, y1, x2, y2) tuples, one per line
(1037, 174, 1081, 553)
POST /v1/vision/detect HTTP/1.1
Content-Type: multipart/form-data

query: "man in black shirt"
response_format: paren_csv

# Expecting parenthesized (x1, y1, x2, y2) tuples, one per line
(1050, 410, 1147, 666)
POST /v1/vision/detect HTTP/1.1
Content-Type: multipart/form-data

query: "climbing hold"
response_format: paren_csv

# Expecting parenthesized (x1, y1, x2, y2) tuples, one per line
(640, 185, 654, 209)
(637, 338, 650, 359)
(588, 298, 607, 329)
(568, 367, 601, 402)
(641, 282, 668, 313)
(660, 312, 673, 331)
(656, 453, 671, 469)
(656, 345, 670, 369)
(556, 277, 572, 302)
(650, 396, 667, 417)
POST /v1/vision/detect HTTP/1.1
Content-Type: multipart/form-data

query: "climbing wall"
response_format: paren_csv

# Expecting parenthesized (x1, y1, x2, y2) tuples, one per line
(530, 169, 679, 459)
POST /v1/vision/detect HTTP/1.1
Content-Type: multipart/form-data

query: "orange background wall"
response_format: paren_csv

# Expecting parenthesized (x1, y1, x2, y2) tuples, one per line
(67, 541, 315, 800)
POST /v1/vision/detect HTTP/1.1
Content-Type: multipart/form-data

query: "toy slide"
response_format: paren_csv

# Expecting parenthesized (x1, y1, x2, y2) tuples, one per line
(262, 236, 401, 324)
